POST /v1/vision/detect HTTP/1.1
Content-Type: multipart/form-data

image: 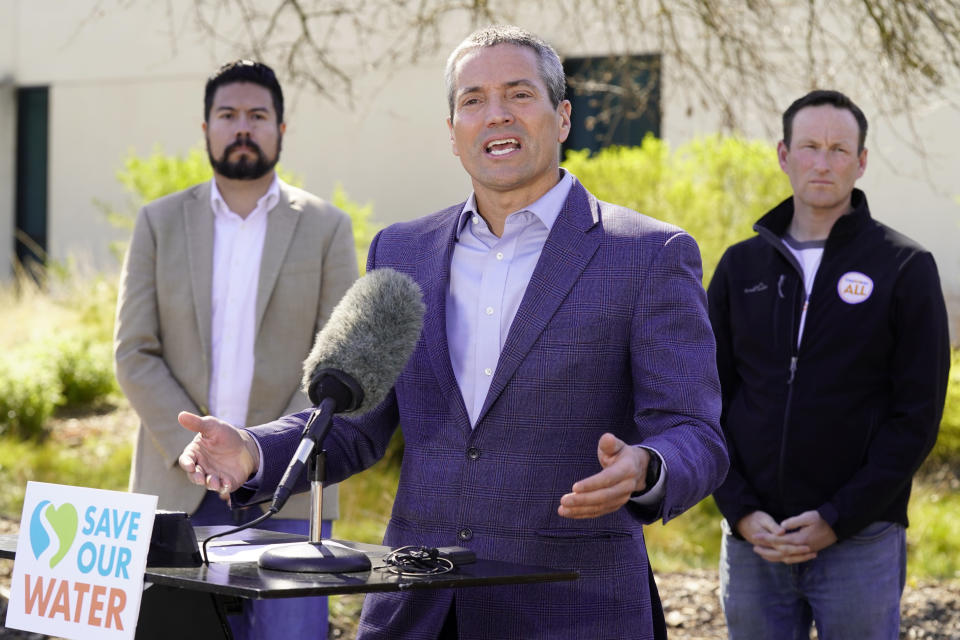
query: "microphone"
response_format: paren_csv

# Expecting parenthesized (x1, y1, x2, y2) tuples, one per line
(197, 268, 424, 569)
(256, 268, 424, 573)
(302, 267, 426, 414)
(269, 267, 425, 514)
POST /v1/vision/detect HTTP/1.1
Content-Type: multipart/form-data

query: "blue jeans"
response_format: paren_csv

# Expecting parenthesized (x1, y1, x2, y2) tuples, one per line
(191, 491, 331, 640)
(719, 518, 905, 640)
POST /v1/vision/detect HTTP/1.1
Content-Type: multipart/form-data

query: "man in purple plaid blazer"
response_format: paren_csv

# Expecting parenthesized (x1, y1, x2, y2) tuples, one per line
(178, 25, 728, 639)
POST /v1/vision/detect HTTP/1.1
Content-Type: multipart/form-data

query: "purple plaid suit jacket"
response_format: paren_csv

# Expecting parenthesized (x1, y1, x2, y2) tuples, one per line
(247, 179, 728, 639)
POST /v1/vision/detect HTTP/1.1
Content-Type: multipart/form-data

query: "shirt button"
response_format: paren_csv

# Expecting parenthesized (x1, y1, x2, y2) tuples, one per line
(485, 306, 494, 315)
(458, 528, 473, 542)
(483, 367, 492, 376)
(472, 216, 479, 225)
(466, 447, 480, 460)
(496, 252, 504, 260)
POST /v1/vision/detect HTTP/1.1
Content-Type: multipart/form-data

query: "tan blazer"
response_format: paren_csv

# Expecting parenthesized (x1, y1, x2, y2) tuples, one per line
(115, 180, 358, 519)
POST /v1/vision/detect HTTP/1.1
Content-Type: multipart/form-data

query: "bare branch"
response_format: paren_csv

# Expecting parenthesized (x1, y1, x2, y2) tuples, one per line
(92, 0, 960, 148)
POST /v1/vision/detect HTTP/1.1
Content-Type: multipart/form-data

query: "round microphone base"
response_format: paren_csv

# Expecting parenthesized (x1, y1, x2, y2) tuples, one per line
(258, 542, 372, 573)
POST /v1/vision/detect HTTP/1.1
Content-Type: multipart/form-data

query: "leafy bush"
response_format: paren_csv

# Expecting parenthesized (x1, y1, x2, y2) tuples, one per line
(104, 146, 216, 231)
(908, 481, 960, 579)
(0, 270, 123, 438)
(563, 134, 791, 284)
(331, 182, 383, 273)
(0, 356, 61, 439)
(926, 348, 960, 468)
(644, 497, 723, 571)
(46, 336, 118, 407)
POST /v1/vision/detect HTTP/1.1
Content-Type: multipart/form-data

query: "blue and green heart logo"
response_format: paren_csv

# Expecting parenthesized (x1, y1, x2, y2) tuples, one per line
(29, 500, 79, 569)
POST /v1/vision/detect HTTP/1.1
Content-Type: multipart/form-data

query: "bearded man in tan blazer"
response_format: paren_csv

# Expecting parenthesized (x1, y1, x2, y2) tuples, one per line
(114, 60, 357, 640)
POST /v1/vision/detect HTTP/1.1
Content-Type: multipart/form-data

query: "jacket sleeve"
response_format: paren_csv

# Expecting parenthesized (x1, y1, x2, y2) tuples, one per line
(114, 206, 201, 467)
(819, 252, 950, 539)
(628, 230, 729, 524)
(707, 250, 767, 533)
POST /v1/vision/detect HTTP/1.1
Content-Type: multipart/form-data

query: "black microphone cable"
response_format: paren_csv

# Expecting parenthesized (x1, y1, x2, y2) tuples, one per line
(377, 546, 454, 576)
(197, 402, 332, 564)
(199, 506, 278, 566)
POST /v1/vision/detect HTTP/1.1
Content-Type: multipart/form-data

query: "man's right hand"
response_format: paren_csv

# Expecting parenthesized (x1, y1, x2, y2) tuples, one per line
(177, 411, 260, 501)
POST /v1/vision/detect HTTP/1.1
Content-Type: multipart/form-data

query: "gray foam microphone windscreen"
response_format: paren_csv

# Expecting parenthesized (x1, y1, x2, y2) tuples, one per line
(301, 267, 425, 415)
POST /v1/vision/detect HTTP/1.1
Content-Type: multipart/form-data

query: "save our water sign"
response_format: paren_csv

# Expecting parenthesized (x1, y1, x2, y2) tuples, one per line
(6, 482, 157, 640)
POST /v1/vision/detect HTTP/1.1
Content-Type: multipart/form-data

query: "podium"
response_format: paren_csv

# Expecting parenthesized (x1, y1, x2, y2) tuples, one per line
(0, 526, 577, 639)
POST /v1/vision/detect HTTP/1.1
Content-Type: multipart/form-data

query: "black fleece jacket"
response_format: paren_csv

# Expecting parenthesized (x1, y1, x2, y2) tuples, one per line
(707, 189, 950, 540)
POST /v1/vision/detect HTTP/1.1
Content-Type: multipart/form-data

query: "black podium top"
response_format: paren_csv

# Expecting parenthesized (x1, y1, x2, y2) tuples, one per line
(0, 527, 576, 600)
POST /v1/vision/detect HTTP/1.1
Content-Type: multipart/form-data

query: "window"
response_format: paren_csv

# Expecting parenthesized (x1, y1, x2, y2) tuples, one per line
(562, 54, 661, 154)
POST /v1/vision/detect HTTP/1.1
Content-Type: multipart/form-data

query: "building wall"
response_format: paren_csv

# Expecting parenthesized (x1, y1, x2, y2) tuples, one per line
(0, 0, 17, 277)
(2, 1, 958, 330)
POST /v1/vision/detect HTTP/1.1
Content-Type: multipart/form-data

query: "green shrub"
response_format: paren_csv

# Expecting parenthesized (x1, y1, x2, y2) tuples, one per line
(331, 182, 383, 273)
(644, 497, 723, 571)
(908, 480, 960, 579)
(48, 336, 118, 407)
(563, 134, 791, 284)
(0, 356, 61, 439)
(926, 348, 960, 468)
(0, 271, 121, 438)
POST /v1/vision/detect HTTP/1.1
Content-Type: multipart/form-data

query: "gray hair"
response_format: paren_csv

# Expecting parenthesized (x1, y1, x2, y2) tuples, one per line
(444, 25, 566, 118)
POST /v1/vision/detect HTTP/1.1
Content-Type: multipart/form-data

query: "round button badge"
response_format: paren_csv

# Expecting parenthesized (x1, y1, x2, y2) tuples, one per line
(837, 271, 873, 304)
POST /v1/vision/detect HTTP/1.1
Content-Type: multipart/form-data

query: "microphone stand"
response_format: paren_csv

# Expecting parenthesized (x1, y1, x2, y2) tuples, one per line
(258, 405, 371, 573)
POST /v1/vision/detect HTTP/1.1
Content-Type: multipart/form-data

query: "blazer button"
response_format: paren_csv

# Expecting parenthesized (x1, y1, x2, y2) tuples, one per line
(458, 528, 473, 542)
(466, 447, 480, 460)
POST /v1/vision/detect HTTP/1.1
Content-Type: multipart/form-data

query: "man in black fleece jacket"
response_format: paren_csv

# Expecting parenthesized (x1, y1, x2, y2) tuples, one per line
(707, 90, 950, 640)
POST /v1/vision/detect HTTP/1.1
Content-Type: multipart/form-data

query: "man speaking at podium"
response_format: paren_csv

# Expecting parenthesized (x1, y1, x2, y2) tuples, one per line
(178, 26, 728, 639)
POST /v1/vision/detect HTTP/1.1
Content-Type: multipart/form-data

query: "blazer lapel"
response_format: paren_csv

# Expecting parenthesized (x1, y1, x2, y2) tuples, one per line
(255, 184, 300, 333)
(418, 205, 472, 429)
(476, 180, 602, 424)
(183, 184, 215, 376)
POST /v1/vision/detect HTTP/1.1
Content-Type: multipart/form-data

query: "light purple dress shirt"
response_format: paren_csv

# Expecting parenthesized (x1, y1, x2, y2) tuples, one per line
(445, 169, 665, 504)
(446, 171, 574, 426)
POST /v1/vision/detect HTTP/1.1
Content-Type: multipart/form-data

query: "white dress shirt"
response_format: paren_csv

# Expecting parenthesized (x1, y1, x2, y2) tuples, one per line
(208, 175, 280, 427)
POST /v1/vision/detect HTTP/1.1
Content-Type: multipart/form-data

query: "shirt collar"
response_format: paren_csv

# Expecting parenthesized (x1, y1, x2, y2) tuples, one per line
(210, 173, 282, 219)
(454, 169, 574, 239)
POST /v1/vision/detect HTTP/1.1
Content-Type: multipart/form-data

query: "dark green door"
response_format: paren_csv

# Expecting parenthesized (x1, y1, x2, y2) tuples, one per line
(15, 86, 49, 272)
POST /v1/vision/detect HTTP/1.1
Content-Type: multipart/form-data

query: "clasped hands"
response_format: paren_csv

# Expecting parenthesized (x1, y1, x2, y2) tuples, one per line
(736, 510, 838, 564)
(176, 413, 653, 519)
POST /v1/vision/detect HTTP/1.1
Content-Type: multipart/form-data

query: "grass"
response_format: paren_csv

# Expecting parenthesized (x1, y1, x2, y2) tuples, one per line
(0, 400, 133, 518)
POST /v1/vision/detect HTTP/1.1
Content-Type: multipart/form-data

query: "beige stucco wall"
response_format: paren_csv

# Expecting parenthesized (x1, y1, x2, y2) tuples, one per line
(1, 0, 17, 277)
(2, 1, 958, 328)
